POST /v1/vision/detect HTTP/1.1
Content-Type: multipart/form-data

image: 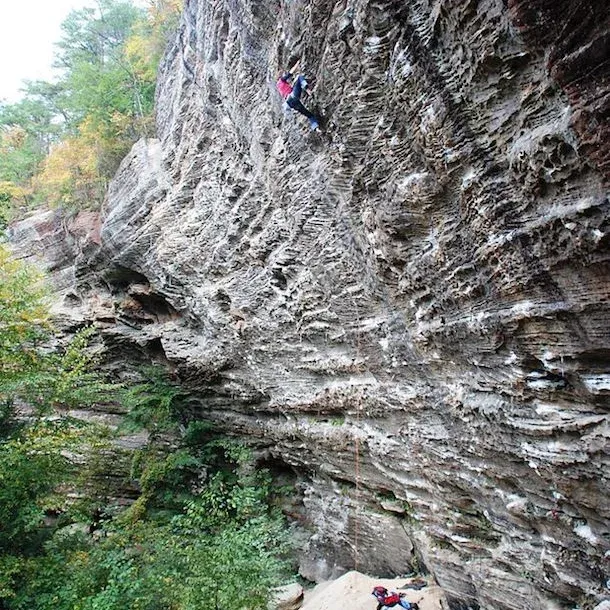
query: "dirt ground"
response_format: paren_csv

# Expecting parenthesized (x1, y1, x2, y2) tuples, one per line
(301, 571, 447, 610)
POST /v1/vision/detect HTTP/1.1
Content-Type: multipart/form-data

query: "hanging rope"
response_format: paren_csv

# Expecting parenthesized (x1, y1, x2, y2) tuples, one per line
(354, 389, 361, 571)
(352, 295, 365, 573)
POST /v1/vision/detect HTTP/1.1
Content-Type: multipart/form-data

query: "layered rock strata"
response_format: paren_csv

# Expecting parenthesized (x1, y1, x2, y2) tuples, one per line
(10, 0, 609, 608)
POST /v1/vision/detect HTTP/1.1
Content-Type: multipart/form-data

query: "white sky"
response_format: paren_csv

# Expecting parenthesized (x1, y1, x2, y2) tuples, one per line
(0, 0, 148, 103)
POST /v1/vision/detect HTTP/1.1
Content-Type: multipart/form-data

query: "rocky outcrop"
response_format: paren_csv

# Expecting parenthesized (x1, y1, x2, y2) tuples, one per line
(9, 0, 609, 608)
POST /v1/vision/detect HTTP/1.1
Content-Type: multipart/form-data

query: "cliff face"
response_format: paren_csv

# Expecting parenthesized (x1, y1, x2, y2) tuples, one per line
(10, 0, 609, 608)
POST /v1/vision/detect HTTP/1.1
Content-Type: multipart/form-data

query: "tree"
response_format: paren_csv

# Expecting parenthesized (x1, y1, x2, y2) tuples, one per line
(0, 249, 103, 602)
(1, 0, 183, 214)
(32, 131, 106, 209)
(0, 127, 40, 185)
(0, 93, 59, 153)
(7, 441, 291, 610)
(0, 103, 52, 211)
(0, 245, 49, 412)
(56, 1, 142, 69)
(56, 1, 148, 127)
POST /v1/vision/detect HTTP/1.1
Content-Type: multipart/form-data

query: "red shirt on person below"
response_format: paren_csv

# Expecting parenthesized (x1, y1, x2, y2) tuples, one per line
(373, 590, 401, 607)
(276, 76, 293, 99)
(381, 593, 401, 605)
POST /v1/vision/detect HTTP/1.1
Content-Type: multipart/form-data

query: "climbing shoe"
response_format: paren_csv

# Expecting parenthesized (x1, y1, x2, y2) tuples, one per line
(309, 118, 319, 130)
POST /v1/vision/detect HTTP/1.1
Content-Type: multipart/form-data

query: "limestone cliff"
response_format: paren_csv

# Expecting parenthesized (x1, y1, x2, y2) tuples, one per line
(9, 0, 609, 608)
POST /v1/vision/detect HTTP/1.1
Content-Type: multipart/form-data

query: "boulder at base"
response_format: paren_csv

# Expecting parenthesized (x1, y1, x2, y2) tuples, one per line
(270, 583, 305, 610)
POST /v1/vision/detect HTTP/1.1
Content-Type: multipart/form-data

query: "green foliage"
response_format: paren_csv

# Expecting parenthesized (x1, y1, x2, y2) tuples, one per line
(0, 249, 115, 579)
(120, 366, 187, 433)
(3, 0, 182, 215)
(51, 0, 163, 163)
(55, 2, 141, 69)
(53, 0, 146, 130)
(48, 326, 119, 409)
(0, 252, 114, 410)
(0, 435, 63, 551)
(0, 94, 58, 153)
(182, 419, 217, 446)
(0, 420, 87, 553)
(0, 245, 50, 406)
(5, 437, 291, 610)
(0, 248, 293, 610)
(0, 127, 41, 185)
(128, 447, 203, 519)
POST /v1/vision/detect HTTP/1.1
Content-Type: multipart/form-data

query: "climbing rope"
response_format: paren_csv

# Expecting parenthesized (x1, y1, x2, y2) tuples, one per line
(354, 389, 361, 571)
(352, 296, 366, 572)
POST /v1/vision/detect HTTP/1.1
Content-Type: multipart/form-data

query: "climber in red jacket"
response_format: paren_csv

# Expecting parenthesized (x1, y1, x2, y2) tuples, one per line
(276, 60, 319, 130)
(372, 586, 419, 610)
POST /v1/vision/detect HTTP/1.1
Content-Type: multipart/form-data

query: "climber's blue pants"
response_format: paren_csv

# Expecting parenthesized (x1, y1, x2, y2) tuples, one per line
(291, 75, 306, 100)
(287, 76, 316, 120)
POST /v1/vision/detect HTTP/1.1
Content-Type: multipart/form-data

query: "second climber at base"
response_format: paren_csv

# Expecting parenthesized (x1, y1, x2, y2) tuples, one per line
(276, 60, 320, 130)
(372, 586, 419, 610)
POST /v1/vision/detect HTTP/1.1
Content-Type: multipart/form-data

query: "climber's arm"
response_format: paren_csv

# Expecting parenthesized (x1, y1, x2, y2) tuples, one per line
(288, 59, 300, 76)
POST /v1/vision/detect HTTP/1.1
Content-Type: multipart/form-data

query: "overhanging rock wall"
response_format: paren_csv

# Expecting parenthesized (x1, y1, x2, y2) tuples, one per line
(14, 0, 609, 608)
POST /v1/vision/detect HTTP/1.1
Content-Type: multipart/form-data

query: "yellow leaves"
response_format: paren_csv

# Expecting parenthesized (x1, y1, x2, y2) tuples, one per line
(78, 115, 103, 143)
(0, 126, 27, 151)
(146, 0, 184, 24)
(125, 34, 157, 83)
(109, 111, 131, 135)
(0, 180, 30, 205)
(0, 180, 26, 199)
(130, 0, 184, 73)
(33, 134, 104, 209)
(81, 113, 132, 162)
(80, 114, 115, 143)
(70, 550, 91, 567)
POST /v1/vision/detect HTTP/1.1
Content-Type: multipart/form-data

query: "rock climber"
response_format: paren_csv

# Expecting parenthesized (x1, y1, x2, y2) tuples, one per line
(276, 60, 319, 130)
(372, 586, 419, 610)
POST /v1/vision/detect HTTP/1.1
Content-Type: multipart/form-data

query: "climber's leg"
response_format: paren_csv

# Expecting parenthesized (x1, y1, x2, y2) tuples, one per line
(286, 97, 316, 121)
(289, 75, 307, 101)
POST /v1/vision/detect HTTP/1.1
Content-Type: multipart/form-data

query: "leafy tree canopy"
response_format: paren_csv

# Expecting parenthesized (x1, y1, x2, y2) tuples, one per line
(0, 0, 183, 215)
